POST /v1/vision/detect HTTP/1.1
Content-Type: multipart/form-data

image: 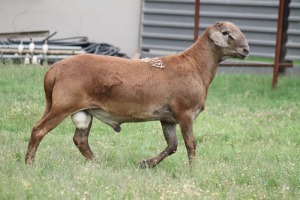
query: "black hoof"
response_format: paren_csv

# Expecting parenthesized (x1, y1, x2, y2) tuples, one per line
(138, 160, 156, 168)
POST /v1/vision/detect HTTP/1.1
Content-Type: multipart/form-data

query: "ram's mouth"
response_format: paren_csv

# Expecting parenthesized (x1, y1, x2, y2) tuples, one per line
(236, 51, 247, 59)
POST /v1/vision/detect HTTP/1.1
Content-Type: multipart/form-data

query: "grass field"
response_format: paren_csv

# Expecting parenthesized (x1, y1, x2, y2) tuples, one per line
(0, 64, 300, 199)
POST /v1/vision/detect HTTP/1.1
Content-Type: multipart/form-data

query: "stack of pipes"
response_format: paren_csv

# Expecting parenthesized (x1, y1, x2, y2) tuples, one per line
(0, 41, 85, 65)
(0, 32, 128, 65)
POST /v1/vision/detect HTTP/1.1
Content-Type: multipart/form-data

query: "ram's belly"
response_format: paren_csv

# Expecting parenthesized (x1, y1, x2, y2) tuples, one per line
(86, 104, 176, 132)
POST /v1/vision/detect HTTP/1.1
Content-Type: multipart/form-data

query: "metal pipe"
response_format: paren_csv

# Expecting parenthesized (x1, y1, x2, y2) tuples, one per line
(0, 54, 71, 61)
(272, 0, 285, 89)
(0, 30, 49, 40)
(0, 49, 85, 55)
(220, 62, 293, 68)
(194, 0, 200, 42)
(0, 44, 82, 50)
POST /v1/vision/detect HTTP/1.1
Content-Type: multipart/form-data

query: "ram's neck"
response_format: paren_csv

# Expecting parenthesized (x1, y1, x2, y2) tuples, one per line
(181, 31, 221, 89)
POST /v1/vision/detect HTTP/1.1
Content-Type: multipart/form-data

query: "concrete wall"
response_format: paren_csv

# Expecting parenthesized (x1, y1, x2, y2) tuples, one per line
(0, 0, 142, 57)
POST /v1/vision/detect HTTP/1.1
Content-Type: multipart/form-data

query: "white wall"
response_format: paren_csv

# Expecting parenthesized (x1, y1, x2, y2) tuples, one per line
(0, 0, 142, 57)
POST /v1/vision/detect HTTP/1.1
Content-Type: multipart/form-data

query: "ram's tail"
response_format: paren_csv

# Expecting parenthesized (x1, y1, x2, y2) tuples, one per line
(41, 65, 57, 118)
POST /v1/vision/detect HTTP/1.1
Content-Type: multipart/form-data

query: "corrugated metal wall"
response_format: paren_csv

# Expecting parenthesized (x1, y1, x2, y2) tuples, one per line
(140, 0, 300, 61)
(287, 1, 300, 61)
(0, 0, 141, 58)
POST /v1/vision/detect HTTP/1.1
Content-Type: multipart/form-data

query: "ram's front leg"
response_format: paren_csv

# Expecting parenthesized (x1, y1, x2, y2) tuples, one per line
(178, 112, 196, 164)
(139, 121, 178, 168)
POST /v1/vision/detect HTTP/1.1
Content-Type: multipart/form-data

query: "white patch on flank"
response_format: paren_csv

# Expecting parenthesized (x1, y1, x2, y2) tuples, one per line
(139, 57, 164, 68)
(71, 111, 92, 129)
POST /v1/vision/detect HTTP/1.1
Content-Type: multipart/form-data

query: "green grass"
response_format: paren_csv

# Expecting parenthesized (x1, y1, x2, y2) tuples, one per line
(0, 64, 300, 199)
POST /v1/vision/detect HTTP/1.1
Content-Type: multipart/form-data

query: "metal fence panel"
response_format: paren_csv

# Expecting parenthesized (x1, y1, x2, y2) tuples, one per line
(141, 0, 300, 61)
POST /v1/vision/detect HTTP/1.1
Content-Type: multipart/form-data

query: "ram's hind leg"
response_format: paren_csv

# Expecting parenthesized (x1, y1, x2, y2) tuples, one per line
(139, 121, 178, 168)
(72, 111, 95, 160)
(25, 109, 70, 164)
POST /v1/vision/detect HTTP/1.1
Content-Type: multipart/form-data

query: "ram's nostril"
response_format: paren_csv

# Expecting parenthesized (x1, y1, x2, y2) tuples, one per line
(243, 48, 249, 54)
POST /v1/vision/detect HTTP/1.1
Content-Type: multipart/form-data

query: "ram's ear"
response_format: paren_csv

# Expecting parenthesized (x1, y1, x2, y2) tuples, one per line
(209, 30, 228, 48)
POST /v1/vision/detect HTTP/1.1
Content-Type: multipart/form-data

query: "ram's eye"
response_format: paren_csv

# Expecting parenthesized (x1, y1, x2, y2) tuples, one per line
(222, 31, 228, 36)
(223, 31, 234, 40)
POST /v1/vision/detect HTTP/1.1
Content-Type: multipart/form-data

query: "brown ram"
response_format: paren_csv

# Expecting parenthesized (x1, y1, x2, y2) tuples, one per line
(25, 21, 249, 167)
